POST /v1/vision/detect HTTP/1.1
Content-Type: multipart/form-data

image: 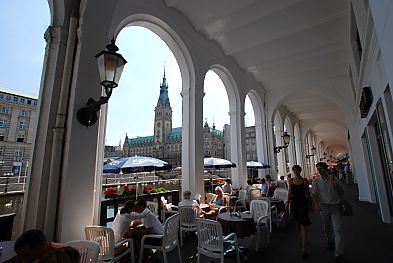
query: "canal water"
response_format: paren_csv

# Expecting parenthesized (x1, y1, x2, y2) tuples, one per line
(0, 194, 24, 240)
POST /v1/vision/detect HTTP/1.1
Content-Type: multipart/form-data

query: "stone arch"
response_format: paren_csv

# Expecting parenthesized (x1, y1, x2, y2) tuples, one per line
(247, 90, 266, 161)
(207, 65, 246, 188)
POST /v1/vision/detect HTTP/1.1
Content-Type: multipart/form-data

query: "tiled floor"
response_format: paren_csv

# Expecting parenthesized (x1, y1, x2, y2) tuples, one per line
(138, 183, 393, 263)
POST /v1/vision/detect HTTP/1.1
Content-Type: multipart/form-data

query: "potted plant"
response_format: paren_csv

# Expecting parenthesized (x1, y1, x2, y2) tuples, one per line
(122, 185, 136, 198)
(143, 185, 153, 194)
(104, 188, 118, 199)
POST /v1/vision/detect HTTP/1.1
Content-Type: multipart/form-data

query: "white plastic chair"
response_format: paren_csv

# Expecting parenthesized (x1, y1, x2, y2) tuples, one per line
(273, 188, 288, 202)
(178, 205, 199, 246)
(65, 240, 100, 263)
(235, 190, 247, 211)
(138, 213, 181, 263)
(196, 218, 240, 263)
(206, 193, 216, 204)
(147, 201, 159, 218)
(85, 226, 135, 263)
(249, 200, 270, 251)
(195, 193, 202, 204)
(259, 196, 277, 232)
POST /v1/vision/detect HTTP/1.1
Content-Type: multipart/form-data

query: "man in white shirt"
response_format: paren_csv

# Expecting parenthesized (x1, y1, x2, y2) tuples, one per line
(111, 200, 145, 243)
(222, 178, 233, 194)
(126, 199, 164, 238)
(179, 190, 201, 215)
(312, 162, 345, 263)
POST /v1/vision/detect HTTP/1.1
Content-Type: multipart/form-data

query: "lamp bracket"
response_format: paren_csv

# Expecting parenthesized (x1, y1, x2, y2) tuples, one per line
(274, 145, 288, 153)
(306, 154, 314, 159)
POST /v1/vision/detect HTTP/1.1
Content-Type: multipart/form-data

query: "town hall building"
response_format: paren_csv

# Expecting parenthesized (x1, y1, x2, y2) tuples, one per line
(122, 71, 225, 166)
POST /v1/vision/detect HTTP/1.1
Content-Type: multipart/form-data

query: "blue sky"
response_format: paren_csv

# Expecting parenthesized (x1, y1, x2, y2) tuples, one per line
(1, 2, 255, 146)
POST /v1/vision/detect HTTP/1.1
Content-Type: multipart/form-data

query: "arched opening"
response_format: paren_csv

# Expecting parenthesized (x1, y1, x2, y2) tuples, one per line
(205, 66, 244, 188)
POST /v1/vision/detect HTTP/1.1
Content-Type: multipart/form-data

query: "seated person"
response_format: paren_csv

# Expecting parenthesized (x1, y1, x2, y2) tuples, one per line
(111, 200, 145, 243)
(125, 199, 164, 240)
(246, 179, 256, 204)
(40, 246, 80, 263)
(266, 175, 276, 197)
(260, 178, 269, 196)
(276, 175, 288, 188)
(179, 190, 202, 217)
(202, 186, 227, 218)
(222, 178, 233, 194)
(14, 229, 66, 263)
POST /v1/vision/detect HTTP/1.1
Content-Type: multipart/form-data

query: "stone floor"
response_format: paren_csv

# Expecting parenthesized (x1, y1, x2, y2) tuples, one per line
(138, 183, 393, 263)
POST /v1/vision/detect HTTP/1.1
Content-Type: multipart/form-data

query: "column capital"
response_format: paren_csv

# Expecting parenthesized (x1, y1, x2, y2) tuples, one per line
(44, 26, 61, 44)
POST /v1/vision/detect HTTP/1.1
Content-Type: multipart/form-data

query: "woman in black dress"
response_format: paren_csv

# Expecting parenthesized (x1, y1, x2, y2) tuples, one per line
(285, 165, 312, 258)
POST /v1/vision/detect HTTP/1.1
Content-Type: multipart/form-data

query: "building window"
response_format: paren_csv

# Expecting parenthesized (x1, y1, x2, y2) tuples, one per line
(0, 120, 7, 128)
(6, 95, 11, 101)
(19, 121, 26, 130)
(33, 100, 37, 106)
(27, 100, 31, 105)
(0, 147, 4, 155)
(0, 132, 4, 141)
(0, 94, 3, 100)
(21, 109, 29, 117)
(15, 148, 22, 156)
(13, 97, 18, 102)
(1, 107, 9, 114)
(20, 98, 25, 104)
(17, 134, 25, 143)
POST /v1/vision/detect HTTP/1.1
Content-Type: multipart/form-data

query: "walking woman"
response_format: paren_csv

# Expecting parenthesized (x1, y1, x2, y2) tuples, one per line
(285, 165, 312, 258)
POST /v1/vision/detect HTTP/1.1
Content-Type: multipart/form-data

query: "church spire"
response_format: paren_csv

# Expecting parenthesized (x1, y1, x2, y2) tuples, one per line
(157, 68, 170, 107)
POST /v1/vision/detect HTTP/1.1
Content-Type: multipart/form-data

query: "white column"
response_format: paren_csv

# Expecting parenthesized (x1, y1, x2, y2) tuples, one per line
(21, 25, 68, 234)
(181, 74, 204, 201)
(275, 130, 285, 179)
(288, 136, 296, 171)
(228, 110, 247, 189)
(254, 123, 267, 178)
(295, 139, 303, 166)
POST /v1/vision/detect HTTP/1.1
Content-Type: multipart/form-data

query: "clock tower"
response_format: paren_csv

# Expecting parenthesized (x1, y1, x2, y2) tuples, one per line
(154, 69, 172, 157)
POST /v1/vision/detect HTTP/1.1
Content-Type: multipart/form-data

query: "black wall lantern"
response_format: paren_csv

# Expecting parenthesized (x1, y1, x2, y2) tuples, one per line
(77, 38, 127, 127)
(274, 132, 291, 153)
(306, 146, 317, 159)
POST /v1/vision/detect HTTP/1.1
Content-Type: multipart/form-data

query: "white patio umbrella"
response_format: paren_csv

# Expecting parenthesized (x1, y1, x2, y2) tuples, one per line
(204, 157, 236, 169)
(246, 161, 270, 169)
(204, 157, 236, 192)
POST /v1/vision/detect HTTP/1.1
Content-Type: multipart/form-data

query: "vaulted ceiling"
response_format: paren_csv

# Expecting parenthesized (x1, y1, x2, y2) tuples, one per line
(164, 0, 352, 154)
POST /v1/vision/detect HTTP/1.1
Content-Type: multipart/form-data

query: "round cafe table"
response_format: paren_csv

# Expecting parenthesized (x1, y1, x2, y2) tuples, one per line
(0, 240, 17, 263)
(217, 212, 256, 238)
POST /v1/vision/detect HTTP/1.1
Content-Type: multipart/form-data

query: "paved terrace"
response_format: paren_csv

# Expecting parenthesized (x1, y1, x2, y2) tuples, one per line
(142, 183, 393, 263)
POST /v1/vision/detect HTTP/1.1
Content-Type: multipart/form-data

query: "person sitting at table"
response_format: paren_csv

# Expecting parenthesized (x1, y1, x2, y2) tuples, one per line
(124, 199, 164, 240)
(260, 178, 269, 196)
(246, 179, 256, 205)
(222, 178, 233, 194)
(14, 229, 66, 263)
(179, 190, 201, 215)
(266, 175, 276, 197)
(202, 186, 227, 218)
(111, 200, 145, 243)
(277, 175, 288, 189)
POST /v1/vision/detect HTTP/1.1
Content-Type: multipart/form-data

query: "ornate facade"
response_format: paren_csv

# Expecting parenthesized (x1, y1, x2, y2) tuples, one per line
(123, 72, 225, 166)
(0, 87, 38, 177)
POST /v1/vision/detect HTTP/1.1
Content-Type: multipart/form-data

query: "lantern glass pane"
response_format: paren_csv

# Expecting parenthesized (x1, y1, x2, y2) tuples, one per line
(96, 54, 106, 83)
(113, 55, 127, 84)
